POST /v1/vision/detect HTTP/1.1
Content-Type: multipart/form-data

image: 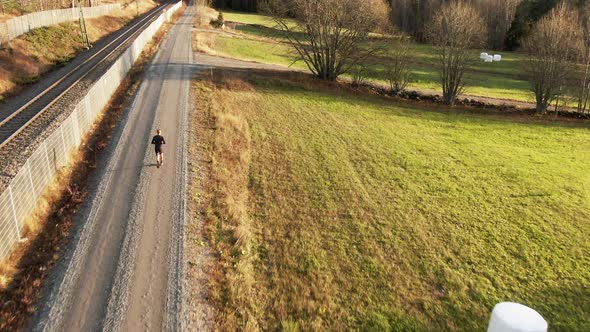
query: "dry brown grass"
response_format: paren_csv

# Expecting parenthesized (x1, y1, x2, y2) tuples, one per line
(194, 31, 217, 54)
(0, 10, 176, 330)
(186, 77, 217, 328)
(191, 72, 265, 331)
(193, 5, 219, 54)
(195, 4, 217, 27)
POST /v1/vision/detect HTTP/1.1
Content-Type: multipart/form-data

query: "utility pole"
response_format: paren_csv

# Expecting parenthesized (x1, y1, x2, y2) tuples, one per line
(135, 0, 139, 17)
(77, 0, 90, 49)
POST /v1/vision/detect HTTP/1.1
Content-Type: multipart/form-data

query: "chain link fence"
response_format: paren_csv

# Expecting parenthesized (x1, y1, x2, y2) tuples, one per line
(0, 1, 182, 259)
(0, 3, 120, 45)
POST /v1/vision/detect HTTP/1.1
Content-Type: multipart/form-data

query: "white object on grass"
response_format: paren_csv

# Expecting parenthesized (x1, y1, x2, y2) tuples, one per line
(485, 55, 493, 62)
(493, 54, 502, 61)
(487, 302, 547, 332)
(480, 52, 489, 59)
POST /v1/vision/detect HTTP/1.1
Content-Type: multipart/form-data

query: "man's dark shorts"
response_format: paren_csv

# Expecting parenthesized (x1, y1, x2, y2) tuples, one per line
(155, 147, 163, 154)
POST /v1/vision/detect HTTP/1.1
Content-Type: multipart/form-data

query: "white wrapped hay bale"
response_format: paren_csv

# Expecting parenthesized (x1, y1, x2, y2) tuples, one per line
(493, 54, 502, 61)
(480, 52, 489, 59)
(488, 302, 547, 332)
(485, 55, 493, 62)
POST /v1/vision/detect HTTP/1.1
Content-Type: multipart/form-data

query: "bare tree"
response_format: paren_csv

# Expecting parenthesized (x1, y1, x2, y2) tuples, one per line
(262, 0, 390, 81)
(350, 63, 369, 86)
(521, 3, 584, 114)
(576, 3, 590, 114)
(426, 2, 487, 105)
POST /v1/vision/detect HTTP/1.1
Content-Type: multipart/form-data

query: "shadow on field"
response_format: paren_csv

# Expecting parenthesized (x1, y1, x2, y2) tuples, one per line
(413, 279, 590, 330)
(531, 283, 590, 331)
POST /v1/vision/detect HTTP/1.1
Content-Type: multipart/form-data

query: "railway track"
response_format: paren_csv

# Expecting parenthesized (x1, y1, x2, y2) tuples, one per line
(0, 1, 173, 149)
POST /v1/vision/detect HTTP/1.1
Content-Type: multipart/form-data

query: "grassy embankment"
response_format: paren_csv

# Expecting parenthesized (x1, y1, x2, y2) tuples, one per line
(0, 0, 158, 102)
(204, 11, 535, 103)
(190, 69, 590, 331)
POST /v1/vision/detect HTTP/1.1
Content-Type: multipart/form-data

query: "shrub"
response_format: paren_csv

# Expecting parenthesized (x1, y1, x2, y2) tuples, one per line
(386, 37, 413, 95)
(211, 11, 225, 28)
(351, 63, 369, 87)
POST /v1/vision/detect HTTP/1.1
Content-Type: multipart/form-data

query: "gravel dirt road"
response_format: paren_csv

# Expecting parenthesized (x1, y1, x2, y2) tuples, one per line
(29, 3, 195, 331)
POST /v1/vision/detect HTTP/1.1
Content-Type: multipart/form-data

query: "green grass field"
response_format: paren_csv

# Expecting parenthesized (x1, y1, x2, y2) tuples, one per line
(218, 11, 535, 103)
(193, 70, 590, 331)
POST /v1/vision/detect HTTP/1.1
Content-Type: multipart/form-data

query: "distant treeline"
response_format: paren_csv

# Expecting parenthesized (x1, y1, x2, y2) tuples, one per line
(391, 0, 589, 50)
(213, 0, 257, 12)
(214, 0, 590, 50)
(216, 0, 587, 50)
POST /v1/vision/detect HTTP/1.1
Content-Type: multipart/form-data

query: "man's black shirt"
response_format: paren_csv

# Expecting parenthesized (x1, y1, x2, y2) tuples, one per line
(152, 135, 165, 150)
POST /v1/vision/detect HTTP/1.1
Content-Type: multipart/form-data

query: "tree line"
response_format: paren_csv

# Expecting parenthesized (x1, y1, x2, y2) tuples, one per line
(391, 0, 587, 50)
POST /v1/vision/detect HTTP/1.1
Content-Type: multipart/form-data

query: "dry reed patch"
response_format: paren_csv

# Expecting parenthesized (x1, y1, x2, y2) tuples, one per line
(218, 77, 255, 92)
(185, 78, 217, 328)
(193, 31, 217, 54)
(195, 5, 217, 27)
(192, 75, 264, 330)
(0, 14, 175, 330)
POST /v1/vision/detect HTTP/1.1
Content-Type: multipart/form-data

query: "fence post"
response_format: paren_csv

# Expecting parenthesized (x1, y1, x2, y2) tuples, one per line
(26, 161, 36, 196)
(43, 140, 53, 174)
(72, 111, 81, 145)
(8, 186, 21, 240)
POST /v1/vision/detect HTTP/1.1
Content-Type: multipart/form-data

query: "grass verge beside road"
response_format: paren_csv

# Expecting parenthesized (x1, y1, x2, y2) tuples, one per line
(192, 69, 590, 331)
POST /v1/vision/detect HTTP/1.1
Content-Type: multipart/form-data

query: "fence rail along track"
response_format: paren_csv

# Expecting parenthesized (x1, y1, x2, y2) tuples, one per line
(0, 1, 171, 149)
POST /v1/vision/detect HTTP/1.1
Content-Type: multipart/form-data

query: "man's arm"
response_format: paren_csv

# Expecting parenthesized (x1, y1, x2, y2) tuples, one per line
(151, 136, 156, 144)
(162, 137, 166, 145)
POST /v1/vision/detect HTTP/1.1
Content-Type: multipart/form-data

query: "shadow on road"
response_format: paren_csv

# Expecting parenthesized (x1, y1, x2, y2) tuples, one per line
(109, 163, 159, 172)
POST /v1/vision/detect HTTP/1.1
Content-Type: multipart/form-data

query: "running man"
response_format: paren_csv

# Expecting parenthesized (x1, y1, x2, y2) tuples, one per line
(151, 129, 165, 167)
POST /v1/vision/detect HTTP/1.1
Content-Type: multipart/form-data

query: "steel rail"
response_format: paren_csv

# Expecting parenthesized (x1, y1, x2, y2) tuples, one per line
(0, 2, 170, 149)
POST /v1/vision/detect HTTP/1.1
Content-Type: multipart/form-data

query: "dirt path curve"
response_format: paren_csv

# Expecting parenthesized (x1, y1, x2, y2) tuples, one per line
(29, 3, 196, 332)
(194, 50, 293, 71)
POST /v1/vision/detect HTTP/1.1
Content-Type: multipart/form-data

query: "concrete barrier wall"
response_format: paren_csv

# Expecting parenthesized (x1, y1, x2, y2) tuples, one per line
(0, 4, 120, 44)
(0, 1, 182, 259)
